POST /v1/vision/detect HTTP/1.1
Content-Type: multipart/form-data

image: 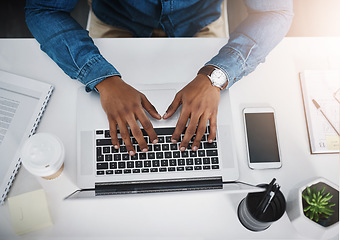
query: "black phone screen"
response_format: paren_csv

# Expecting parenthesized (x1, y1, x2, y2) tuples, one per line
(245, 112, 280, 163)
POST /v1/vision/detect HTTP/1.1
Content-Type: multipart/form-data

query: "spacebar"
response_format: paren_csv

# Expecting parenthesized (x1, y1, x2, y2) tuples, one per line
(141, 127, 175, 136)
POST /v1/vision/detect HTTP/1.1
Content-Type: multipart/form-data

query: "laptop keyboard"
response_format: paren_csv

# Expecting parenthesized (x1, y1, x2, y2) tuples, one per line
(95, 127, 220, 176)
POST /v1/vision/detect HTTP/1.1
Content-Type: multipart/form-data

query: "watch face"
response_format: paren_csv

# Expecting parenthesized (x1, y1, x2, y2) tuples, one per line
(210, 69, 227, 86)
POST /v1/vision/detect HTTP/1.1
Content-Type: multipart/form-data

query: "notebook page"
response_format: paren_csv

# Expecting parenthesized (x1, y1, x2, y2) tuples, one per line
(300, 70, 340, 153)
(0, 87, 39, 187)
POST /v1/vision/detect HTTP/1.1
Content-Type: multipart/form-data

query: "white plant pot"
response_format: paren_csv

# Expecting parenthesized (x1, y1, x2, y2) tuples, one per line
(286, 177, 339, 239)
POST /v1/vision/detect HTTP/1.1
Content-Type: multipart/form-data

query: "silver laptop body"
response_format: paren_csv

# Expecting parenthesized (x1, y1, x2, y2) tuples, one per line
(68, 83, 262, 199)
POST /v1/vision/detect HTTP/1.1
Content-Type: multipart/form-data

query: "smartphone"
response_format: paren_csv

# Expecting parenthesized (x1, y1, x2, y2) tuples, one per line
(243, 108, 282, 169)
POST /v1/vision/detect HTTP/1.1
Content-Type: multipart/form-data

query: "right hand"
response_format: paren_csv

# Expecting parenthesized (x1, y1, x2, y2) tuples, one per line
(96, 76, 161, 155)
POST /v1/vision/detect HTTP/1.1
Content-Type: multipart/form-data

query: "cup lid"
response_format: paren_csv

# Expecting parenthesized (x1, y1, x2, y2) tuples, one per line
(21, 133, 64, 177)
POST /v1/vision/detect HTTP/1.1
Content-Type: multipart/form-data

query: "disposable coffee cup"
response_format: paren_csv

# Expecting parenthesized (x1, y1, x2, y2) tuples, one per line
(21, 133, 65, 180)
(237, 184, 286, 231)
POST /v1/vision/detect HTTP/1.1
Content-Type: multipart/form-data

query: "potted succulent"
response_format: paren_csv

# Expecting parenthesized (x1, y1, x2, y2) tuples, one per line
(302, 185, 337, 226)
(287, 178, 339, 239)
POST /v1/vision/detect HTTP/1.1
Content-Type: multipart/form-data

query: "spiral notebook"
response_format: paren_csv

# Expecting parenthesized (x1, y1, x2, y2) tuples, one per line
(0, 70, 54, 205)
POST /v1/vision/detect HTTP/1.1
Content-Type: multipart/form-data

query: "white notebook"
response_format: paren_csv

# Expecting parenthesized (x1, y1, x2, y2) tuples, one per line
(300, 70, 340, 154)
(0, 70, 54, 204)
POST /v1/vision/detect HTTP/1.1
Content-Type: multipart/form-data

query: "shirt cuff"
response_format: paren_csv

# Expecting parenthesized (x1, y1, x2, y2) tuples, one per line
(205, 32, 257, 89)
(77, 55, 121, 92)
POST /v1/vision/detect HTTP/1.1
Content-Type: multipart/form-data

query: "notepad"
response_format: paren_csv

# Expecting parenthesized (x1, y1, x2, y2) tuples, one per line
(0, 70, 54, 204)
(300, 70, 340, 154)
(8, 189, 53, 235)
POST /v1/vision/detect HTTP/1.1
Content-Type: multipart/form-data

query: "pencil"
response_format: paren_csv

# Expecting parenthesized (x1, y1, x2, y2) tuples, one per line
(312, 99, 340, 136)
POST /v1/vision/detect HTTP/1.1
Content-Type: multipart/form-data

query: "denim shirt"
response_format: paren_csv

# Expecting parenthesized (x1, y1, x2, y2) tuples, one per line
(25, 0, 293, 92)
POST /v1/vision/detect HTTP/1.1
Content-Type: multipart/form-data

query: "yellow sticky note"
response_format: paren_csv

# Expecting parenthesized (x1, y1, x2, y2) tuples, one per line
(326, 136, 340, 150)
(8, 189, 53, 235)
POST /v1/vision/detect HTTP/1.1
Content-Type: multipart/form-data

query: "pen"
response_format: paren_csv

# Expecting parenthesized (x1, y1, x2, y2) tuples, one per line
(263, 185, 280, 213)
(254, 178, 276, 217)
(312, 99, 340, 136)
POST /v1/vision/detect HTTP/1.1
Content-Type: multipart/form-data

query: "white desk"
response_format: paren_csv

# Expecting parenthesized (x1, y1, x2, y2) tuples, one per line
(0, 38, 339, 240)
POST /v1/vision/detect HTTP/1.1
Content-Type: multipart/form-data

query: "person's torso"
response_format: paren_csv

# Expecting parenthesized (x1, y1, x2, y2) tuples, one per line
(91, 0, 224, 37)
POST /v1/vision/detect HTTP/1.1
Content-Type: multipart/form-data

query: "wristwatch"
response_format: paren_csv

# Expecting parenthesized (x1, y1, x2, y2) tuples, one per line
(198, 66, 228, 90)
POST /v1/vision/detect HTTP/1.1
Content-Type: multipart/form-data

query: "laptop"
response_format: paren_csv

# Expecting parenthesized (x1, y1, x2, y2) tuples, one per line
(66, 82, 263, 199)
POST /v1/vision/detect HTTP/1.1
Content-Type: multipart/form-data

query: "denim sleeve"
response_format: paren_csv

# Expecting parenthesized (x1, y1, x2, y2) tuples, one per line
(206, 0, 294, 89)
(25, 0, 120, 92)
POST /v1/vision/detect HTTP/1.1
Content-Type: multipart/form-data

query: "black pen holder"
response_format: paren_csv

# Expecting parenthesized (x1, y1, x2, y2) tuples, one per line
(237, 184, 286, 231)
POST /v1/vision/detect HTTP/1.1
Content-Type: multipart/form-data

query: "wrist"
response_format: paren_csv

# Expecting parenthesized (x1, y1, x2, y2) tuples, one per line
(195, 74, 221, 94)
(95, 76, 122, 94)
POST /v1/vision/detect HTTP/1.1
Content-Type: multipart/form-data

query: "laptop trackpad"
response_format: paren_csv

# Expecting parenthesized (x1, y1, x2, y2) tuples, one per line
(140, 88, 180, 126)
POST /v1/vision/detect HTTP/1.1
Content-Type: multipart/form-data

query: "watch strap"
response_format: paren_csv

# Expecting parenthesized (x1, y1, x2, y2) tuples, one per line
(197, 65, 215, 77)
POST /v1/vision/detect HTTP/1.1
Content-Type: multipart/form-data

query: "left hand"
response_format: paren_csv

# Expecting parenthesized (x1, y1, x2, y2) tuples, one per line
(163, 74, 221, 151)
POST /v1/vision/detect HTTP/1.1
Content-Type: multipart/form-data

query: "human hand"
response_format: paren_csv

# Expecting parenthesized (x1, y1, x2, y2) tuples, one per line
(163, 74, 220, 151)
(96, 76, 161, 155)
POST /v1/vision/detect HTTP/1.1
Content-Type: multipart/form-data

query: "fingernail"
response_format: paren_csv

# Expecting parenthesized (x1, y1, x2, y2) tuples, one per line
(208, 139, 213, 143)
(192, 146, 198, 151)
(180, 147, 186, 151)
(171, 139, 177, 143)
(157, 114, 162, 119)
(142, 148, 148, 152)
(114, 145, 119, 149)
(153, 139, 158, 144)
(129, 151, 135, 155)
(163, 113, 168, 119)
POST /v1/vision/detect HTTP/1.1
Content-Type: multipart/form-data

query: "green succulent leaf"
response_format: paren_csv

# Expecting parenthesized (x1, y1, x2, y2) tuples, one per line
(317, 195, 322, 202)
(302, 194, 309, 202)
(304, 205, 311, 212)
(307, 187, 312, 196)
(324, 207, 335, 213)
(310, 211, 315, 220)
(321, 187, 325, 195)
(312, 193, 317, 200)
(317, 191, 321, 198)
(323, 195, 333, 202)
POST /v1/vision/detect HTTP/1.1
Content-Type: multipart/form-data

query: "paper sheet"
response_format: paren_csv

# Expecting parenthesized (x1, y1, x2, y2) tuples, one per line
(8, 189, 53, 235)
(300, 70, 340, 153)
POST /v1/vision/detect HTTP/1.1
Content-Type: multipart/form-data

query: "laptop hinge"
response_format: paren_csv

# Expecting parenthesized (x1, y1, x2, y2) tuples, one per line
(95, 177, 223, 195)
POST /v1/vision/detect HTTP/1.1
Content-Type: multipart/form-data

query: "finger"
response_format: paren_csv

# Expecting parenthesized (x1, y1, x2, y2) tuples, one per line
(179, 114, 200, 151)
(192, 115, 209, 151)
(108, 118, 119, 149)
(125, 112, 149, 152)
(141, 94, 161, 120)
(163, 92, 182, 119)
(136, 109, 158, 145)
(171, 109, 190, 144)
(208, 115, 217, 143)
(117, 120, 135, 156)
